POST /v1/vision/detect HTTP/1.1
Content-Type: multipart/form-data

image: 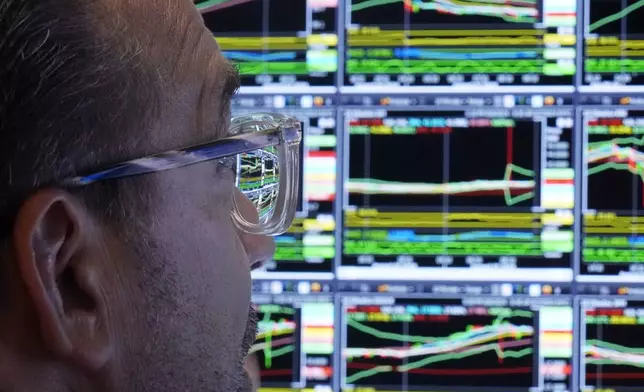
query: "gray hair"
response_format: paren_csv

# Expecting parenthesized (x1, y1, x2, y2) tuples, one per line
(0, 0, 162, 300)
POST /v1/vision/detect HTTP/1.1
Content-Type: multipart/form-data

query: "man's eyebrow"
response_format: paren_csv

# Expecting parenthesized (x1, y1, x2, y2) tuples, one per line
(221, 61, 241, 104)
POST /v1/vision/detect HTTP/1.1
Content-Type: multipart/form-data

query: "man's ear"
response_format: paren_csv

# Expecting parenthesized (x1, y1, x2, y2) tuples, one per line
(12, 189, 112, 371)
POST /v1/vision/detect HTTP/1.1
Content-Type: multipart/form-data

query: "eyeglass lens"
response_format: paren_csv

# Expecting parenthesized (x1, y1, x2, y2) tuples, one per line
(236, 145, 281, 223)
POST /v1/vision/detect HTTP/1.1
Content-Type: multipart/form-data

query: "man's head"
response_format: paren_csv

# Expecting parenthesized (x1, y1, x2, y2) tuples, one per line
(0, 1, 274, 391)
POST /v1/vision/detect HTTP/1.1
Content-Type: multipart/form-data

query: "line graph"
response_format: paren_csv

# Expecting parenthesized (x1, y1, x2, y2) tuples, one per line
(586, 340, 644, 368)
(584, 304, 644, 387)
(587, 137, 644, 204)
(348, 115, 538, 208)
(584, 0, 644, 85)
(342, 109, 576, 270)
(223, 51, 297, 61)
(347, 163, 535, 206)
(391, 47, 540, 60)
(251, 304, 301, 384)
(587, 136, 644, 178)
(221, 50, 315, 75)
(583, 114, 644, 270)
(342, 301, 535, 388)
(586, 129, 644, 210)
(201, 0, 337, 87)
(347, 59, 544, 74)
(343, 227, 544, 257)
(346, 0, 575, 87)
(349, 34, 543, 47)
(351, 0, 539, 23)
(589, 0, 644, 32)
(195, 0, 253, 13)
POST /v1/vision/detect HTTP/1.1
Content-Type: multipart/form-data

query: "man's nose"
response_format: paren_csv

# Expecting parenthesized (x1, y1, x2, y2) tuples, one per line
(234, 189, 277, 270)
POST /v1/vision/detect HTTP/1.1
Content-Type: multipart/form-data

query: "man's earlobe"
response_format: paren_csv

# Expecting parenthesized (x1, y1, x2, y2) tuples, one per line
(13, 189, 112, 371)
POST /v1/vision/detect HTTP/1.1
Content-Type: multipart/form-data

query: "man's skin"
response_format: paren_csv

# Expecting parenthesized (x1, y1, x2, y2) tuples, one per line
(0, 1, 274, 391)
(245, 352, 262, 391)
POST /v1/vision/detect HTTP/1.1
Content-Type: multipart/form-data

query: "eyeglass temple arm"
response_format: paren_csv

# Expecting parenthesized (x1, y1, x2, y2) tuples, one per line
(61, 129, 282, 187)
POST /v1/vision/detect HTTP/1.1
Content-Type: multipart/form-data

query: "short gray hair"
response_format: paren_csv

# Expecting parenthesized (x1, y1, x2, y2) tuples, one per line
(0, 0, 163, 301)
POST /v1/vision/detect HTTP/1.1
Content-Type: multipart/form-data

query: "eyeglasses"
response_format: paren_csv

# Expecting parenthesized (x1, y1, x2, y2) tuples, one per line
(62, 113, 302, 236)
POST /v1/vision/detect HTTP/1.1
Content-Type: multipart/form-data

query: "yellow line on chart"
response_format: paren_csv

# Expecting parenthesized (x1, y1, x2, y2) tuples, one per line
(216, 37, 307, 43)
(345, 222, 542, 228)
(585, 228, 644, 234)
(585, 217, 644, 224)
(348, 29, 542, 37)
(345, 212, 541, 229)
(586, 48, 644, 56)
(587, 40, 644, 48)
(348, 38, 541, 46)
(217, 44, 307, 50)
(346, 212, 538, 219)
(215, 37, 307, 50)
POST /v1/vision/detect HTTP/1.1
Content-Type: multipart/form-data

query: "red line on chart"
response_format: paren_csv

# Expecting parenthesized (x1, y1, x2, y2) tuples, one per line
(199, 0, 253, 13)
(507, 127, 514, 169)
(347, 339, 533, 359)
(308, 151, 336, 158)
(346, 363, 532, 376)
(260, 369, 293, 377)
(498, 334, 504, 365)
(547, 12, 575, 16)
(407, 366, 531, 376)
(441, 190, 533, 196)
(347, 190, 534, 197)
(593, 155, 644, 207)
(587, 372, 644, 379)
(257, 337, 295, 348)
(544, 179, 573, 185)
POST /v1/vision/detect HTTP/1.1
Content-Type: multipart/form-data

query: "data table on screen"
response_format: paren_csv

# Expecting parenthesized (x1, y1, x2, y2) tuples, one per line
(199, 0, 338, 91)
(343, 0, 577, 90)
(338, 96, 575, 282)
(339, 295, 573, 392)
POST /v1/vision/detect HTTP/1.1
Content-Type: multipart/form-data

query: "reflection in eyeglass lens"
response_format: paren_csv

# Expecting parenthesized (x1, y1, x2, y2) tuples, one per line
(237, 146, 281, 220)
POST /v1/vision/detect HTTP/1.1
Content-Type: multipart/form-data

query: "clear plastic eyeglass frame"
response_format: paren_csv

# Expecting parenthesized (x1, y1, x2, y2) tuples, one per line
(62, 113, 302, 236)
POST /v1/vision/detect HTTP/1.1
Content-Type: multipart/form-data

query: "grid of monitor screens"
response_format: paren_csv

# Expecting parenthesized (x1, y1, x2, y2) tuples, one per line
(198, 0, 644, 93)
(199, 0, 644, 391)
(234, 93, 644, 392)
(251, 280, 644, 392)
(233, 93, 644, 284)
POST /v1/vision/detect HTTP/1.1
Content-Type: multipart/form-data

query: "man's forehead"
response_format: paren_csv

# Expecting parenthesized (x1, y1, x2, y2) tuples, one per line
(111, 0, 195, 19)
(105, 0, 239, 144)
(110, 0, 236, 89)
(106, 0, 208, 52)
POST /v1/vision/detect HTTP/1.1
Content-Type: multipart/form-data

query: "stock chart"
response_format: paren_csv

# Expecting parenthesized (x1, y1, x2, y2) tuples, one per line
(199, 0, 338, 88)
(252, 295, 335, 391)
(344, 0, 577, 88)
(584, 0, 644, 86)
(340, 296, 573, 392)
(252, 304, 302, 385)
(196, 0, 644, 388)
(339, 102, 575, 281)
(581, 108, 644, 277)
(235, 99, 337, 278)
(581, 298, 644, 391)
